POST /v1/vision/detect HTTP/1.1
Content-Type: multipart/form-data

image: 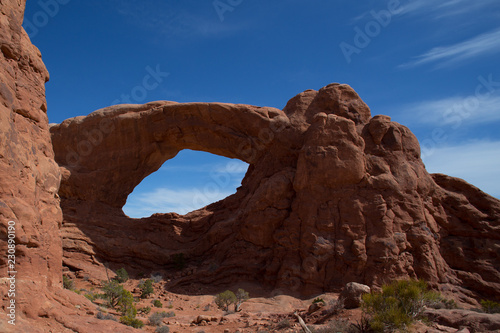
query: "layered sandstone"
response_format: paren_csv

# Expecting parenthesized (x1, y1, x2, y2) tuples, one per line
(0, 1, 137, 331)
(51, 84, 500, 300)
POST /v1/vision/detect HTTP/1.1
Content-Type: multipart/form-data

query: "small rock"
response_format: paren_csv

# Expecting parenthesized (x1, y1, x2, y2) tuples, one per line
(307, 301, 325, 314)
(456, 329, 470, 333)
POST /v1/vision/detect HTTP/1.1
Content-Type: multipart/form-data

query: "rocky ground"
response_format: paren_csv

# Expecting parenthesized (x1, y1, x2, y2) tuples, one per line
(59, 270, 500, 333)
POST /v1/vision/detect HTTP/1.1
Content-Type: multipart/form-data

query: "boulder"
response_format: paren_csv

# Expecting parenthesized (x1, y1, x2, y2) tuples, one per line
(339, 282, 371, 309)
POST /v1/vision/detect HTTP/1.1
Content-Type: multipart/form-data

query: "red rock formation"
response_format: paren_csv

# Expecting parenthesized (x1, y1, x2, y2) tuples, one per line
(51, 84, 500, 300)
(0, 1, 139, 331)
(1, 2, 499, 331)
(0, 0, 62, 326)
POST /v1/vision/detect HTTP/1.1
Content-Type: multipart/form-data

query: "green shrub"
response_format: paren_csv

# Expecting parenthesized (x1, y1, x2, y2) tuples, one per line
(235, 288, 250, 312)
(63, 276, 74, 290)
(155, 326, 170, 333)
(313, 297, 325, 304)
(101, 280, 136, 316)
(153, 299, 163, 308)
(102, 280, 125, 308)
(139, 279, 154, 298)
(215, 290, 237, 311)
(362, 279, 438, 332)
(117, 289, 136, 317)
(84, 291, 103, 302)
(120, 315, 144, 328)
(115, 268, 129, 283)
(480, 299, 500, 313)
(139, 306, 152, 315)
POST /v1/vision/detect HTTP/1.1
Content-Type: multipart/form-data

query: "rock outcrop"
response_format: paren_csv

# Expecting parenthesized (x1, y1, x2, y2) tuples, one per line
(424, 308, 500, 333)
(51, 84, 500, 299)
(0, 0, 62, 328)
(0, 1, 141, 331)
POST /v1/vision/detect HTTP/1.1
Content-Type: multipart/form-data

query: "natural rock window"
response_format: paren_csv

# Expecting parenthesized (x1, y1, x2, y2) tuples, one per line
(123, 150, 248, 218)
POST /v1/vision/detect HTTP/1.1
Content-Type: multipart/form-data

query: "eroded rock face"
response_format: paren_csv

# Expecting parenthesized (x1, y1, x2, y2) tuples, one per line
(51, 84, 500, 299)
(0, 2, 145, 332)
(0, 0, 62, 324)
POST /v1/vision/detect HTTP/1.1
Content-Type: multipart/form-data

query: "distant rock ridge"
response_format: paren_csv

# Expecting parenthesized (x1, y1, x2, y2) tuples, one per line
(51, 83, 500, 299)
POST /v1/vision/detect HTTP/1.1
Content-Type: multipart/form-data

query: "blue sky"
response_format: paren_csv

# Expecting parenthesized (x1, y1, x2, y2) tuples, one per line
(24, 0, 500, 217)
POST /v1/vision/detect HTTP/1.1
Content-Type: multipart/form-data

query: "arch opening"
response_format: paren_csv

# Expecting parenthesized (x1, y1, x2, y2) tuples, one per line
(122, 149, 249, 218)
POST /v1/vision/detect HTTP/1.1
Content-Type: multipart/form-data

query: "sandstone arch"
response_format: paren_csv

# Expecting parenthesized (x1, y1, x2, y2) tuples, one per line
(51, 84, 500, 299)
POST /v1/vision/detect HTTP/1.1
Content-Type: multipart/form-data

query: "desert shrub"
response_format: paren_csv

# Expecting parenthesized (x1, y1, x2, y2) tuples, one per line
(153, 299, 163, 308)
(63, 276, 74, 290)
(151, 272, 163, 283)
(275, 318, 292, 329)
(163, 311, 175, 317)
(362, 279, 437, 332)
(139, 306, 152, 315)
(309, 319, 352, 333)
(172, 253, 186, 270)
(215, 290, 237, 311)
(149, 311, 175, 326)
(427, 296, 457, 310)
(84, 291, 103, 302)
(139, 279, 154, 298)
(351, 316, 372, 333)
(102, 280, 125, 308)
(96, 311, 117, 321)
(313, 297, 325, 304)
(235, 288, 250, 311)
(117, 289, 136, 317)
(480, 299, 500, 313)
(120, 315, 144, 328)
(114, 268, 129, 283)
(149, 312, 165, 326)
(155, 326, 170, 333)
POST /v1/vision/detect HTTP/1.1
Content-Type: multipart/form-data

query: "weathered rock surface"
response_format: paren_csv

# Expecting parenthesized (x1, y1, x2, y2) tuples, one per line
(339, 282, 371, 309)
(424, 308, 500, 333)
(0, 0, 62, 329)
(0, 1, 142, 332)
(51, 84, 500, 299)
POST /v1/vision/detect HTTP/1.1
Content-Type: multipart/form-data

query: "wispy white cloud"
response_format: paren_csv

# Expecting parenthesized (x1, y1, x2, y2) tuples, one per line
(213, 160, 248, 174)
(161, 160, 248, 174)
(123, 187, 235, 218)
(399, 28, 500, 68)
(398, 0, 498, 19)
(112, 0, 247, 39)
(124, 160, 248, 218)
(400, 93, 500, 127)
(351, 0, 497, 24)
(423, 140, 500, 198)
